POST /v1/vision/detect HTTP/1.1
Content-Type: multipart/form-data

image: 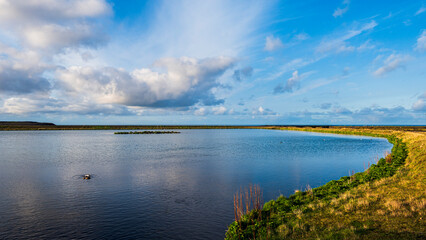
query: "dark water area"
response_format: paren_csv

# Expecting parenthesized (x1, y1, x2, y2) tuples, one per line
(0, 129, 392, 239)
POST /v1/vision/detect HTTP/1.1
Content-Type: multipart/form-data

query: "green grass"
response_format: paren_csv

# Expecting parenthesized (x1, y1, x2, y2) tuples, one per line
(226, 127, 426, 239)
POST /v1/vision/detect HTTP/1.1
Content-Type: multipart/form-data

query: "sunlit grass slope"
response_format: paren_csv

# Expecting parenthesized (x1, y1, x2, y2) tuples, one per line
(226, 127, 425, 239)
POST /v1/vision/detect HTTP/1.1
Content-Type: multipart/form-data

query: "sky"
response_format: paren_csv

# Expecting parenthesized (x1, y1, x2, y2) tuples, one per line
(0, 0, 425, 125)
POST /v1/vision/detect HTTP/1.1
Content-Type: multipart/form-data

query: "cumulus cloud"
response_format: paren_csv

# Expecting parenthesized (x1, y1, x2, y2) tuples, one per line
(416, 30, 426, 51)
(316, 20, 377, 54)
(212, 106, 228, 115)
(0, 43, 52, 94)
(0, 0, 111, 52)
(252, 106, 277, 116)
(56, 56, 235, 108)
(264, 35, 283, 51)
(274, 70, 302, 94)
(1, 97, 55, 114)
(192, 106, 233, 116)
(0, 96, 132, 115)
(194, 107, 207, 116)
(0, 68, 51, 94)
(333, 0, 350, 18)
(0, 0, 270, 116)
(0, 0, 110, 98)
(232, 66, 253, 81)
(1, 56, 235, 115)
(373, 54, 410, 77)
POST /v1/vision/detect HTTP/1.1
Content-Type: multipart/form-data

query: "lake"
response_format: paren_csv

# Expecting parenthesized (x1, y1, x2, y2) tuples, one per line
(0, 129, 392, 239)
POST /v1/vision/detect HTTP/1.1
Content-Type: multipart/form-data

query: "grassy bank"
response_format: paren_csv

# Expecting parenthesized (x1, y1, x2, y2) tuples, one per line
(226, 127, 425, 239)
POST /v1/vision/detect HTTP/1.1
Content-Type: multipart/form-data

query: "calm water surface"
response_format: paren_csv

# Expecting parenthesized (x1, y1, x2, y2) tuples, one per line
(0, 129, 392, 239)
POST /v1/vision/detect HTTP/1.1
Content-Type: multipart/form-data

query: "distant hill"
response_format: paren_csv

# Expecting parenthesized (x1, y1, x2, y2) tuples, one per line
(0, 121, 56, 126)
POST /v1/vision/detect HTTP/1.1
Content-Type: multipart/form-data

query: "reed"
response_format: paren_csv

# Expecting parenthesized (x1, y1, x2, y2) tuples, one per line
(233, 184, 263, 222)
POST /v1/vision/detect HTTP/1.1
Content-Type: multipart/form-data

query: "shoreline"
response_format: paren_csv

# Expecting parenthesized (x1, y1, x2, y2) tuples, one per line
(226, 126, 425, 239)
(0, 123, 425, 132)
(0, 123, 424, 238)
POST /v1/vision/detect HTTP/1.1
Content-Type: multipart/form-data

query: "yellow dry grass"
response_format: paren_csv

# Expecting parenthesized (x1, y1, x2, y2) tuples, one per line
(273, 127, 426, 239)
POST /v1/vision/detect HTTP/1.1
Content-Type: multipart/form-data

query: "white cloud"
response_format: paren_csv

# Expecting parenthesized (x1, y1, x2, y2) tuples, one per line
(357, 40, 375, 51)
(56, 56, 235, 108)
(1, 97, 49, 114)
(265, 58, 312, 82)
(251, 106, 277, 116)
(0, 96, 132, 115)
(415, 6, 426, 16)
(212, 106, 228, 115)
(0, 43, 52, 94)
(194, 107, 207, 116)
(0, 0, 111, 96)
(264, 35, 283, 51)
(333, 7, 348, 18)
(0, 0, 111, 20)
(191, 106, 236, 116)
(412, 92, 426, 112)
(0, 0, 272, 116)
(1, 56, 235, 115)
(274, 70, 314, 94)
(373, 54, 410, 77)
(107, 0, 270, 68)
(0, 0, 111, 52)
(412, 99, 426, 111)
(316, 21, 377, 54)
(333, 0, 350, 18)
(416, 30, 426, 51)
(22, 23, 106, 50)
(294, 33, 310, 41)
(279, 70, 300, 93)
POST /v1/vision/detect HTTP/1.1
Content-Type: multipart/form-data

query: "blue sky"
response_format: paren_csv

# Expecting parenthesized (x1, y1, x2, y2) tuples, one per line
(0, 0, 425, 125)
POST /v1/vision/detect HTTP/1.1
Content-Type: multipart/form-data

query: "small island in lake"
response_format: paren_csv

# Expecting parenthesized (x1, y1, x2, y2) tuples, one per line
(114, 131, 180, 134)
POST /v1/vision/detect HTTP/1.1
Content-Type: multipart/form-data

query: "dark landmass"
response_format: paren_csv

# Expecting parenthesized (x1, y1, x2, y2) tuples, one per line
(0, 121, 55, 126)
(114, 131, 180, 134)
(1, 121, 425, 132)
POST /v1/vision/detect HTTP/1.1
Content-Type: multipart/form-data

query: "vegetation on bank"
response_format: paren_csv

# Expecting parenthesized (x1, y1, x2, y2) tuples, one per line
(1, 122, 425, 132)
(226, 127, 426, 239)
(114, 131, 180, 134)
